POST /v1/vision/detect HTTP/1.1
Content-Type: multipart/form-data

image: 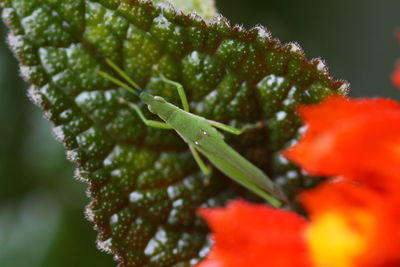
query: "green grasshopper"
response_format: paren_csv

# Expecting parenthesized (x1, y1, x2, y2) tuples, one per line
(98, 59, 287, 207)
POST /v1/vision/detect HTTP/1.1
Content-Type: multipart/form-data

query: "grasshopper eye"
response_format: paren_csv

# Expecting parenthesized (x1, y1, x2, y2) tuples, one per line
(153, 96, 166, 103)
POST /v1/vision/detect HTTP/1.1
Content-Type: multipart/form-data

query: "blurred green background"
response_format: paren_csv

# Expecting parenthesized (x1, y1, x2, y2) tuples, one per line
(0, 1, 399, 266)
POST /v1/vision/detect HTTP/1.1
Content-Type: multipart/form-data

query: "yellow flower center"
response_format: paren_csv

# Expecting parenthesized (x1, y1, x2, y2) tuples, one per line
(306, 211, 373, 267)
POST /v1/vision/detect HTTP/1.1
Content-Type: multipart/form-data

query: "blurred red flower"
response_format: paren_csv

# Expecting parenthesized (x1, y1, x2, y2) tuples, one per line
(302, 181, 400, 267)
(197, 95, 400, 267)
(197, 200, 310, 267)
(284, 95, 400, 190)
(392, 63, 400, 88)
(392, 31, 400, 88)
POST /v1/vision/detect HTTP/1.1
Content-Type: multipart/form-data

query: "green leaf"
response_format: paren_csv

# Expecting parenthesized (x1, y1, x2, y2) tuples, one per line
(0, 0, 348, 266)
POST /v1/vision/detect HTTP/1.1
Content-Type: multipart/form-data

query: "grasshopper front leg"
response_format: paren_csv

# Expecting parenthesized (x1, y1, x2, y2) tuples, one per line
(158, 73, 190, 112)
(119, 98, 173, 130)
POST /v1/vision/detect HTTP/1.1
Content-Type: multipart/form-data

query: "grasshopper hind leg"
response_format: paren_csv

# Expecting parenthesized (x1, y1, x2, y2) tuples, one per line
(207, 120, 263, 135)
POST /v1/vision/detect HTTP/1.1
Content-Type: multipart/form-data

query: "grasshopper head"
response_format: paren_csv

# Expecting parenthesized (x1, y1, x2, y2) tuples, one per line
(139, 91, 175, 122)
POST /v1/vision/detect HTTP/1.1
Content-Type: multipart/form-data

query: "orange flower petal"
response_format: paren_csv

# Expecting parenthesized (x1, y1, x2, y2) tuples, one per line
(197, 200, 311, 267)
(284, 95, 400, 188)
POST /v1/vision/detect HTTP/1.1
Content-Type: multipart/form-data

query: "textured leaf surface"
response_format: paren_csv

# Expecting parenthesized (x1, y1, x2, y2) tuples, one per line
(153, 0, 216, 20)
(0, 0, 348, 266)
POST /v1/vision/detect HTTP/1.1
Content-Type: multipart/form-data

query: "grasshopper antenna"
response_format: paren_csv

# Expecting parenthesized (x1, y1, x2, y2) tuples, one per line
(97, 58, 142, 96)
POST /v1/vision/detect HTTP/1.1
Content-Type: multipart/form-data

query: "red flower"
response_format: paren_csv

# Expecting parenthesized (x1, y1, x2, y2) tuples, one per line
(392, 30, 400, 89)
(302, 181, 400, 267)
(392, 63, 400, 89)
(197, 96, 400, 267)
(197, 200, 310, 267)
(197, 183, 400, 267)
(284, 95, 400, 189)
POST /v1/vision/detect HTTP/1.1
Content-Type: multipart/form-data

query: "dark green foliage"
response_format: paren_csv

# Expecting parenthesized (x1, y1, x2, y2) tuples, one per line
(0, 0, 347, 266)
